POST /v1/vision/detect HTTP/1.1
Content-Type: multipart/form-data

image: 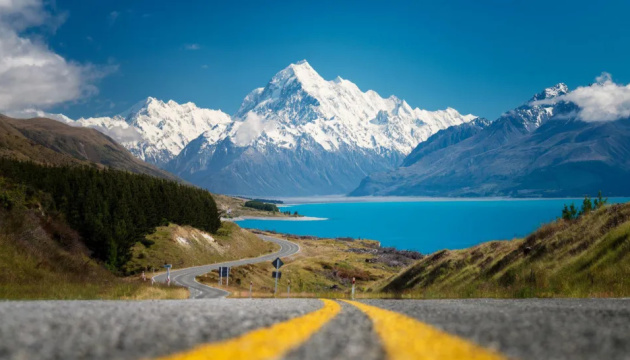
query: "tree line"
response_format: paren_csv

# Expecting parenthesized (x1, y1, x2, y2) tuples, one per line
(561, 191, 608, 221)
(244, 200, 279, 212)
(0, 158, 220, 271)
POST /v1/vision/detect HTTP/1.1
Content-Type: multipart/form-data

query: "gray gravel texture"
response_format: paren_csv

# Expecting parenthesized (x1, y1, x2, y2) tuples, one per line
(363, 298, 630, 360)
(0, 299, 321, 360)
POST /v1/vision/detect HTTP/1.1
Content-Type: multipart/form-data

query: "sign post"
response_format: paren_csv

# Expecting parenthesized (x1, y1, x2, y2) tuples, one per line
(271, 257, 284, 296)
(163, 264, 172, 286)
(218, 267, 229, 286)
(351, 277, 356, 299)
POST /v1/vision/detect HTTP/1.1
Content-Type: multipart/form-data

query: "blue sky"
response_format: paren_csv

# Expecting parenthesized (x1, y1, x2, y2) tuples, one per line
(6, 0, 630, 120)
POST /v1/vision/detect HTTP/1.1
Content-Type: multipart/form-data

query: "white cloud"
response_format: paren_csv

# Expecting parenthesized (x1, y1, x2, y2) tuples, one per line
(535, 73, 630, 122)
(233, 112, 268, 146)
(0, 0, 113, 112)
(87, 124, 144, 143)
(184, 43, 200, 50)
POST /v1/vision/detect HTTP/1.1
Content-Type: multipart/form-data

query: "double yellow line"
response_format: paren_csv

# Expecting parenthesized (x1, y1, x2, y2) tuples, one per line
(157, 299, 506, 360)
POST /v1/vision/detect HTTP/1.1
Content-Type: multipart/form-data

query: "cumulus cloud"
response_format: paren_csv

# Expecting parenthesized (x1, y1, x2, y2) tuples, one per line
(535, 73, 630, 122)
(0, 0, 113, 112)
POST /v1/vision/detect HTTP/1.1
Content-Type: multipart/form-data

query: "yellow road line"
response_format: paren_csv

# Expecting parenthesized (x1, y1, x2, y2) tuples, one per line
(343, 300, 507, 360)
(156, 299, 341, 360)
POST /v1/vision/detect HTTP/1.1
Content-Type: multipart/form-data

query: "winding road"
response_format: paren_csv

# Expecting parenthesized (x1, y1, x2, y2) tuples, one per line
(153, 234, 300, 298)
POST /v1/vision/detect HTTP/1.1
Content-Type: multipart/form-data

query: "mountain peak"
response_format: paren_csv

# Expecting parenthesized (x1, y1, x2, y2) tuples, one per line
(532, 83, 569, 101)
(270, 60, 324, 89)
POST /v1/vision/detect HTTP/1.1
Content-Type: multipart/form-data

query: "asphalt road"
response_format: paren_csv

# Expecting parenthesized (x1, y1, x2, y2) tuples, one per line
(1, 298, 629, 360)
(153, 234, 300, 298)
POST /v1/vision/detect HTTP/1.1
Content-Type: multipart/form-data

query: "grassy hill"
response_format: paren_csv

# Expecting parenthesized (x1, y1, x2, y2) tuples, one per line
(0, 179, 187, 300)
(0, 115, 177, 180)
(381, 202, 630, 298)
(124, 222, 278, 274)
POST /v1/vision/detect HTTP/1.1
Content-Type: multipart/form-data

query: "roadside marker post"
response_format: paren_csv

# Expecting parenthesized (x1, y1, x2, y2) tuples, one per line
(287, 279, 291, 296)
(249, 281, 253, 299)
(351, 277, 356, 300)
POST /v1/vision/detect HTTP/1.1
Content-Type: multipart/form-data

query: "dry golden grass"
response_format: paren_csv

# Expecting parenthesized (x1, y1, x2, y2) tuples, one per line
(124, 222, 279, 274)
(198, 236, 409, 297)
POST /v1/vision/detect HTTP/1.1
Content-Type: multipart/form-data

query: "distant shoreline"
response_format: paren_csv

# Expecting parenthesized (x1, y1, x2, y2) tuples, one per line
(257, 195, 624, 206)
(223, 216, 327, 222)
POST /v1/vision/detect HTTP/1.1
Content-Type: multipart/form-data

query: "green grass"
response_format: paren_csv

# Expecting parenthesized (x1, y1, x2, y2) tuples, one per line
(381, 203, 630, 299)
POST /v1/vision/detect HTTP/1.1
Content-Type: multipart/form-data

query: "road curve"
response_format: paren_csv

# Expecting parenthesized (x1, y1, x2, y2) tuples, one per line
(153, 234, 299, 298)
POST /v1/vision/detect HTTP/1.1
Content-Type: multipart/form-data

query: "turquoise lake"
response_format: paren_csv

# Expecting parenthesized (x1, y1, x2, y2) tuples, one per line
(235, 198, 630, 253)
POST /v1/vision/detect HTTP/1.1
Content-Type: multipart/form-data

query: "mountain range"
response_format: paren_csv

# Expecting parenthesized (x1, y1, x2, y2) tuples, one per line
(350, 84, 630, 197)
(27, 60, 475, 196)
(8, 62, 630, 198)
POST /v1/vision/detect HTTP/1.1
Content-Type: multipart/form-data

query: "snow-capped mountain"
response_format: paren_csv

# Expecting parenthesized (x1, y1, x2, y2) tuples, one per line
(167, 60, 476, 195)
(74, 98, 232, 165)
(350, 83, 630, 197)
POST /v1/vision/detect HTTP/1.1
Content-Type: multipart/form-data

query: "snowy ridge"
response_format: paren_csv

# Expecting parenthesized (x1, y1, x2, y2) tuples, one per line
(226, 60, 475, 153)
(74, 97, 232, 165)
(504, 83, 569, 132)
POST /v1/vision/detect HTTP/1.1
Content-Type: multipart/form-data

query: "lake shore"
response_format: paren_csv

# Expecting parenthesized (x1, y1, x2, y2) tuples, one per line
(223, 215, 327, 222)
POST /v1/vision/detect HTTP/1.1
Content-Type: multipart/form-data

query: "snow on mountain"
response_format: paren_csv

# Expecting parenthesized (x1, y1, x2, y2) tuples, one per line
(349, 82, 624, 198)
(228, 60, 475, 154)
(74, 97, 232, 165)
(508, 83, 569, 132)
(168, 60, 476, 196)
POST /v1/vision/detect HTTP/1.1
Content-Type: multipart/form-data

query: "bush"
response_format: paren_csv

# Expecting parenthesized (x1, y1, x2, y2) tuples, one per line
(244, 200, 279, 212)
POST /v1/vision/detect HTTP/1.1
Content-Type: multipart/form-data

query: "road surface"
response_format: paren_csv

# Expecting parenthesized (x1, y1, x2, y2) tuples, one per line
(1, 298, 629, 359)
(153, 234, 300, 298)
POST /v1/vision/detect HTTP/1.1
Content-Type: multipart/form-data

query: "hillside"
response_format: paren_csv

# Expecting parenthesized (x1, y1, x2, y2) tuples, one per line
(124, 222, 278, 274)
(198, 231, 422, 297)
(0, 179, 187, 300)
(0, 158, 221, 270)
(381, 202, 630, 298)
(0, 115, 177, 181)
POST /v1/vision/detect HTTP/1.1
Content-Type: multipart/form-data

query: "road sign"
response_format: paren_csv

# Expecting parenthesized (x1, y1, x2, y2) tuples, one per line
(163, 264, 172, 269)
(271, 258, 284, 269)
(219, 267, 229, 277)
(272, 271, 282, 279)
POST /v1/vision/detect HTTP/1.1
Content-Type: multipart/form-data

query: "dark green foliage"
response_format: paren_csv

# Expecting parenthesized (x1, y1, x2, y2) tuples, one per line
(581, 196, 593, 215)
(562, 203, 579, 221)
(0, 159, 220, 270)
(244, 200, 279, 212)
(562, 191, 608, 221)
(594, 191, 608, 210)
